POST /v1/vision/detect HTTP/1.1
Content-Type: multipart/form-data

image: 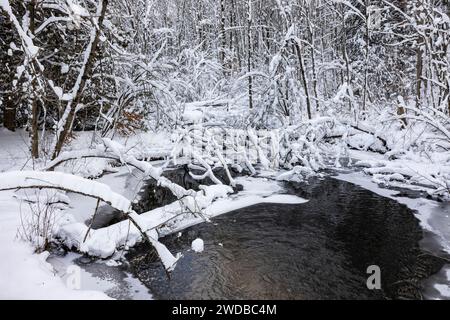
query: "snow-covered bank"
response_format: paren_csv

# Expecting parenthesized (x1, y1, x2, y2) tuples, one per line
(0, 189, 111, 299)
(428, 267, 450, 299)
(348, 149, 450, 200)
(0, 129, 114, 299)
(47, 252, 153, 300)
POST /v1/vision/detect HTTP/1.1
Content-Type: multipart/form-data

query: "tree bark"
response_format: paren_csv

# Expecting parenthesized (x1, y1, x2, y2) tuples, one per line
(293, 40, 312, 120)
(307, 6, 320, 112)
(52, 0, 108, 159)
(3, 98, 16, 131)
(29, 0, 39, 159)
(247, 0, 253, 110)
(219, 0, 226, 71)
(362, 1, 370, 114)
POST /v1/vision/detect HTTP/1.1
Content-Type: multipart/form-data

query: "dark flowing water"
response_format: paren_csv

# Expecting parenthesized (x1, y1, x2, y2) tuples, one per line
(126, 176, 448, 300)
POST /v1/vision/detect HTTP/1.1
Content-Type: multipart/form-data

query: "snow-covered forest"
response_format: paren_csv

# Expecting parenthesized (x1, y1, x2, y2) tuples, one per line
(0, 0, 449, 300)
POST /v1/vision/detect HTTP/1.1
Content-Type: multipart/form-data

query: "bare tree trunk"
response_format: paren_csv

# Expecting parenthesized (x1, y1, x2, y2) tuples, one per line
(307, 6, 320, 112)
(309, 31, 320, 112)
(219, 0, 226, 71)
(320, 31, 329, 99)
(229, 0, 235, 72)
(233, 0, 243, 70)
(52, 0, 108, 159)
(247, 0, 253, 110)
(414, 2, 425, 110)
(30, 86, 39, 159)
(294, 41, 312, 120)
(415, 45, 423, 109)
(340, 4, 353, 114)
(397, 105, 408, 129)
(362, 1, 370, 113)
(3, 98, 16, 131)
(29, 0, 39, 159)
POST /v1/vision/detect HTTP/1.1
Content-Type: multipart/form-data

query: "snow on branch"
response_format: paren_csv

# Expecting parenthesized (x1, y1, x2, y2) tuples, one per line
(0, 0, 39, 58)
(172, 119, 343, 183)
(0, 170, 182, 270)
(394, 106, 450, 141)
(39, 138, 235, 260)
(51, 0, 108, 159)
(45, 139, 196, 199)
(0, 171, 132, 212)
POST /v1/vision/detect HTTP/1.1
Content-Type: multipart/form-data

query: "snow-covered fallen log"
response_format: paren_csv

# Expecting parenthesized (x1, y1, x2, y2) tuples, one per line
(354, 157, 450, 198)
(276, 166, 316, 183)
(0, 170, 183, 271)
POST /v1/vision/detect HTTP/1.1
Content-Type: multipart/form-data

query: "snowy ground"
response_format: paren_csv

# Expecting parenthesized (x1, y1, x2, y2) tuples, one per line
(47, 252, 153, 300)
(0, 191, 112, 299)
(0, 129, 111, 299)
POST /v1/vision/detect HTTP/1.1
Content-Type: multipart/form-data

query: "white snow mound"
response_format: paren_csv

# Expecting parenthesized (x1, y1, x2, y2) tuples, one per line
(191, 238, 204, 253)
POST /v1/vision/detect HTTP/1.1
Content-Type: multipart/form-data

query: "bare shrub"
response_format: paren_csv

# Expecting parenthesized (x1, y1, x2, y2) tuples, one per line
(17, 190, 60, 253)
